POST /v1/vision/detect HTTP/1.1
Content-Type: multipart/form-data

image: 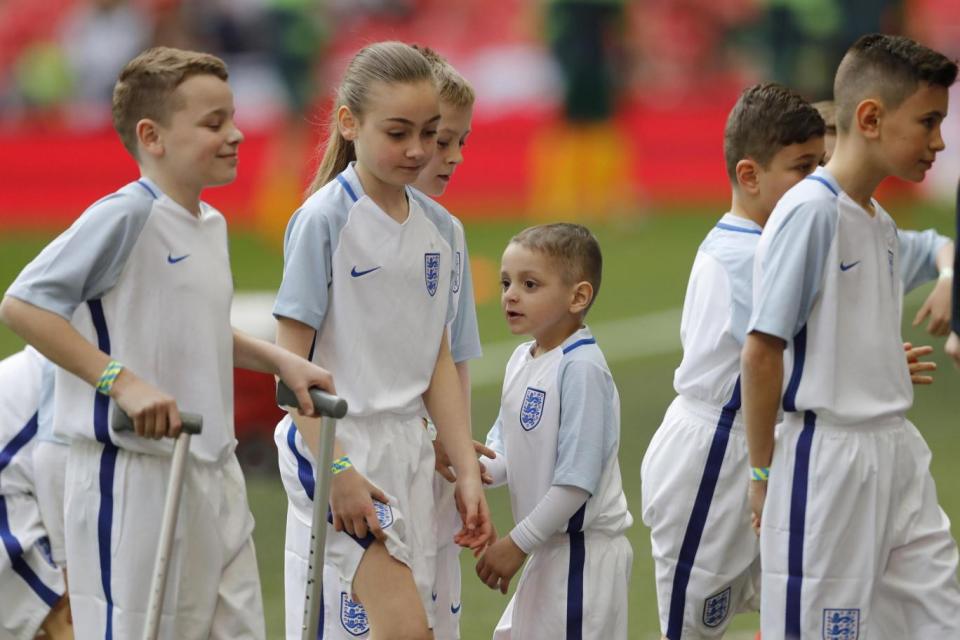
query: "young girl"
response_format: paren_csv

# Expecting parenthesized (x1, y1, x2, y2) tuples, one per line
(410, 45, 483, 640)
(272, 41, 491, 640)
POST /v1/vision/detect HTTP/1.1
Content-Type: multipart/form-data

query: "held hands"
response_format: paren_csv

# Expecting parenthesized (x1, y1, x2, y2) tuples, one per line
(913, 277, 952, 337)
(276, 351, 336, 418)
(749, 479, 767, 537)
(109, 369, 181, 439)
(904, 342, 937, 385)
(476, 534, 527, 594)
(434, 439, 497, 485)
(453, 476, 494, 555)
(329, 467, 390, 541)
(947, 332, 960, 369)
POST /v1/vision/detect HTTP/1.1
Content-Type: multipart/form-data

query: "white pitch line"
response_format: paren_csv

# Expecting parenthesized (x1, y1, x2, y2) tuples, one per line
(230, 292, 683, 389)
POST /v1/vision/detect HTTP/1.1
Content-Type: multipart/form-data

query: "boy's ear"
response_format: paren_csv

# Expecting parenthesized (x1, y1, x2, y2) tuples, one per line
(136, 118, 163, 158)
(735, 158, 761, 194)
(854, 98, 882, 139)
(337, 106, 358, 141)
(569, 281, 594, 315)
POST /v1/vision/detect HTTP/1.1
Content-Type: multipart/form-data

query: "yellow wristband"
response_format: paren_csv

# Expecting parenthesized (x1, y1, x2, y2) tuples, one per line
(751, 466, 770, 481)
(96, 360, 124, 396)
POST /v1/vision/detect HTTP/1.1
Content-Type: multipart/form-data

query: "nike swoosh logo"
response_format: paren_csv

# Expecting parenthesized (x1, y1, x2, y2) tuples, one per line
(450, 602, 461, 614)
(167, 253, 190, 264)
(840, 260, 860, 271)
(431, 591, 438, 602)
(351, 266, 382, 277)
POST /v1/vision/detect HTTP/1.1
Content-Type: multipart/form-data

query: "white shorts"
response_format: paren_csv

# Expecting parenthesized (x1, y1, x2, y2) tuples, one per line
(276, 413, 437, 638)
(641, 395, 761, 639)
(760, 413, 960, 639)
(432, 474, 462, 640)
(493, 532, 631, 640)
(64, 439, 265, 640)
(32, 440, 69, 567)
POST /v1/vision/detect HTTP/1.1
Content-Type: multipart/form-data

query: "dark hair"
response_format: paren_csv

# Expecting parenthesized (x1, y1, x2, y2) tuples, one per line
(307, 41, 434, 195)
(113, 47, 228, 159)
(510, 223, 603, 312)
(723, 83, 825, 182)
(834, 34, 958, 132)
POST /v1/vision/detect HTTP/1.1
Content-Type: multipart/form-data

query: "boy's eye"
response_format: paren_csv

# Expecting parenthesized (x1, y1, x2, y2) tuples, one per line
(524, 280, 537, 289)
(500, 279, 510, 290)
(423, 129, 438, 138)
(388, 131, 406, 139)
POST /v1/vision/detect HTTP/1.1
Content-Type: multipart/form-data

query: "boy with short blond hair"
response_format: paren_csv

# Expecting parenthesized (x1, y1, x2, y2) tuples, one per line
(477, 223, 632, 640)
(743, 34, 960, 638)
(1, 46, 334, 639)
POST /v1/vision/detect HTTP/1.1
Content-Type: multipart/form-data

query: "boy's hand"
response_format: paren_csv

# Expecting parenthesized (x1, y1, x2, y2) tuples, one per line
(434, 439, 497, 485)
(40, 593, 73, 639)
(749, 479, 767, 536)
(476, 536, 527, 594)
(913, 278, 952, 336)
(453, 478, 494, 554)
(275, 352, 335, 418)
(947, 332, 960, 369)
(109, 369, 181, 439)
(904, 342, 937, 385)
(329, 468, 389, 541)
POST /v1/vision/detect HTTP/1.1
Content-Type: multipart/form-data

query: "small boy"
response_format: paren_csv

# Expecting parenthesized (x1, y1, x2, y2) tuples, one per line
(743, 34, 960, 638)
(0, 348, 72, 640)
(641, 83, 825, 640)
(0, 47, 334, 639)
(476, 223, 633, 640)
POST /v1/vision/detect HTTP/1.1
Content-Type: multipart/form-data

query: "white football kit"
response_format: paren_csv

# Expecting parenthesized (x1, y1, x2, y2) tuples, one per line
(749, 168, 960, 639)
(6, 178, 264, 640)
(0, 348, 66, 640)
(485, 328, 633, 640)
(273, 164, 462, 638)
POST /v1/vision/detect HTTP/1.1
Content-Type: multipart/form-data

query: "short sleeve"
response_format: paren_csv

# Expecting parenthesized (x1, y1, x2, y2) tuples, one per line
(5, 193, 151, 320)
(553, 359, 617, 495)
(748, 201, 837, 341)
(273, 207, 334, 329)
(898, 228, 949, 294)
(449, 242, 482, 363)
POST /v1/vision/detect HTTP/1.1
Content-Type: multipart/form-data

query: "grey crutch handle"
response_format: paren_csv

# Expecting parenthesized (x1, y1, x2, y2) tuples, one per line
(111, 408, 203, 435)
(276, 381, 347, 419)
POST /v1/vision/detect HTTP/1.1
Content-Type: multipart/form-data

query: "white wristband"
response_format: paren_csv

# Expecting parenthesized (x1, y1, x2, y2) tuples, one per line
(940, 267, 954, 280)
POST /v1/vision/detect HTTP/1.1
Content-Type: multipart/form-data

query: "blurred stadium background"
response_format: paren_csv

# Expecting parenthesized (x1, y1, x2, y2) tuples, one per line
(1, 0, 958, 637)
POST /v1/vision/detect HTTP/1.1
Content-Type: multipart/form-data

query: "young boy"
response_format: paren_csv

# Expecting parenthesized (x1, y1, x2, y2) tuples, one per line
(0, 347, 72, 640)
(641, 83, 826, 640)
(743, 34, 960, 638)
(0, 47, 335, 639)
(476, 223, 633, 640)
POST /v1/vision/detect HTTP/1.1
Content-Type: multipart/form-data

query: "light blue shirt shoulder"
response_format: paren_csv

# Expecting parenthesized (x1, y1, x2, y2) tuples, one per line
(554, 337, 619, 495)
(5, 180, 155, 319)
(699, 213, 762, 344)
(749, 171, 839, 341)
(898, 228, 949, 293)
(272, 171, 355, 329)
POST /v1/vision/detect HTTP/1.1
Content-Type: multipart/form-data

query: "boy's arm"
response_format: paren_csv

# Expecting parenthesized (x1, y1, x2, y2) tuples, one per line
(901, 229, 954, 336)
(0, 297, 181, 438)
(741, 331, 785, 530)
(424, 330, 491, 550)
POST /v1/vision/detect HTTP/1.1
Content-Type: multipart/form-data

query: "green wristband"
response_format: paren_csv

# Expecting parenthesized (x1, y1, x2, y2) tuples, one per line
(751, 466, 770, 481)
(96, 360, 124, 396)
(331, 456, 353, 475)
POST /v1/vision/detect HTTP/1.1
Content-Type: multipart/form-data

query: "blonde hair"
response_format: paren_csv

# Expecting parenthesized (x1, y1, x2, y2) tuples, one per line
(307, 41, 435, 196)
(411, 44, 475, 109)
(112, 47, 228, 159)
(510, 223, 603, 312)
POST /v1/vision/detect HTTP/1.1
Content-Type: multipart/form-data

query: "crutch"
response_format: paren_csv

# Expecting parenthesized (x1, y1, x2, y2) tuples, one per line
(112, 407, 203, 640)
(276, 381, 348, 640)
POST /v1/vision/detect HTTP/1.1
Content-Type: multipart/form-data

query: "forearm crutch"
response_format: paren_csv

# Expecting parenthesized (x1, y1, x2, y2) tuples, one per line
(276, 382, 348, 640)
(112, 408, 203, 640)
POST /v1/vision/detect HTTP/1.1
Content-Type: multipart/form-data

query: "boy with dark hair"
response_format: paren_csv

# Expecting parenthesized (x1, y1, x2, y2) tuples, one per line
(743, 34, 960, 638)
(642, 83, 825, 639)
(477, 223, 633, 640)
(0, 46, 334, 639)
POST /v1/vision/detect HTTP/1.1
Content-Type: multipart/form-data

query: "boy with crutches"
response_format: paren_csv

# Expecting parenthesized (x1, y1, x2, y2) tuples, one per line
(0, 47, 334, 640)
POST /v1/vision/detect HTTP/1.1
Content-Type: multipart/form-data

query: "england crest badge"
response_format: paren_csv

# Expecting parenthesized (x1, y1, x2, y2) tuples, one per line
(373, 500, 394, 529)
(823, 608, 859, 639)
(520, 387, 546, 431)
(424, 252, 440, 297)
(452, 251, 462, 293)
(340, 592, 370, 637)
(702, 587, 731, 628)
